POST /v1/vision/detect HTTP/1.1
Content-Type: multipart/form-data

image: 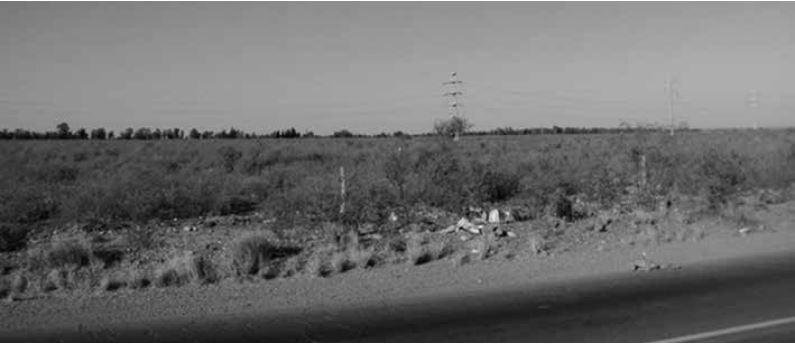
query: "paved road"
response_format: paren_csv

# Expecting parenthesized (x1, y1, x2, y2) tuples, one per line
(6, 250, 795, 342)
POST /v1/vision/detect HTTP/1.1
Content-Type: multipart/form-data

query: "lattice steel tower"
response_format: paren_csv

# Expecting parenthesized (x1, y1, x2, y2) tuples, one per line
(442, 72, 464, 141)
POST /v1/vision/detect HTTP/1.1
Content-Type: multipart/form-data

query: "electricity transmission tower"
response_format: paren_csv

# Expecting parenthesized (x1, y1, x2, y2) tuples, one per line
(442, 72, 464, 141)
(665, 77, 680, 136)
(747, 89, 760, 129)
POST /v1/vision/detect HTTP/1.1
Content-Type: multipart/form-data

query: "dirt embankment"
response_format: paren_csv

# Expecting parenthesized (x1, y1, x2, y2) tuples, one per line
(2, 197, 795, 335)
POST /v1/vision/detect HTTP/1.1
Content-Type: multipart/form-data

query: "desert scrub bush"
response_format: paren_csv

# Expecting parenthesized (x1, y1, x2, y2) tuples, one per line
(0, 223, 28, 252)
(217, 145, 243, 173)
(472, 234, 496, 260)
(43, 268, 70, 292)
(700, 149, 747, 210)
(383, 146, 413, 202)
(0, 277, 9, 299)
(43, 235, 93, 269)
(123, 227, 159, 251)
(475, 168, 522, 203)
(405, 232, 453, 265)
(230, 232, 301, 277)
(127, 269, 152, 289)
(154, 252, 218, 287)
(1, 273, 30, 300)
(98, 274, 127, 292)
(304, 244, 337, 278)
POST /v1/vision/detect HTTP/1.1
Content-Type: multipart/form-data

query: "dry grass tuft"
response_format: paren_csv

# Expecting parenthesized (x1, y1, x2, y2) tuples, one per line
(43, 268, 70, 292)
(348, 246, 379, 269)
(473, 235, 496, 260)
(154, 252, 217, 288)
(98, 274, 126, 292)
(405, 232, 455, 265)
(9, 273, 28, 298)
(304, 244, 336, 278)
(528, 235, 549, 256)
(230, 232, 300, 277)
(406, 232, 433, 265)
(44, 236, 93, 269)
(330, 251, 355, 273)
(127, 270, 152, 289)
(0, 277, 9, 299)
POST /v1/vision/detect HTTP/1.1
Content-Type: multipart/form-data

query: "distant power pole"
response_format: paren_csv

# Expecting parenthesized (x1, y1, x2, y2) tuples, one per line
(665, 77, 680, 136)
(747, 89, 760, 130)
(442, 72, 464, 141)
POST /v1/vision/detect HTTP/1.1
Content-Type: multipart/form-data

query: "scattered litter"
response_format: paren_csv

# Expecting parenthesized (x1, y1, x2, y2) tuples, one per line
(457, 218, 480, 234)
(503, 209, 515, 223)
(182, 225, 197, 232)
(739, 227, 751, 236)
(389, 212, 398, 222)
(506, 231, 517, 238)
(488, 209, 501, 224)
(440, 225, 457, 234)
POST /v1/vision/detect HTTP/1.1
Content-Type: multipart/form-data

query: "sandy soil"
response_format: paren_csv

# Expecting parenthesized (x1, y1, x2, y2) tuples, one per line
(3, 199, 795, 336)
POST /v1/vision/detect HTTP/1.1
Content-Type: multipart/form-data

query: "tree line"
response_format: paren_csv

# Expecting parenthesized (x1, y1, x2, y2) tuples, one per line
(0, 121, 695, 141)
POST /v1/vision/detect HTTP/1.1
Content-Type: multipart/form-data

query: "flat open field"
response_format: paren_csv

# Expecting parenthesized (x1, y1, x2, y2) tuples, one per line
(1, 129, 795, 302)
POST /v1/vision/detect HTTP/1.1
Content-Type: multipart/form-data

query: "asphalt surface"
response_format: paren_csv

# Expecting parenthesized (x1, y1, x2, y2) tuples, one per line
(5, 250, 795, 342)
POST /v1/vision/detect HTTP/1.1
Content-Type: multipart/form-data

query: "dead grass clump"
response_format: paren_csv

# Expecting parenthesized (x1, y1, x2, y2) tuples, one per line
(406, 232, 433, 265)
(330, 251, 356, 273)
(0, 223, 28, 252)
(0, 277, 9, 299)
(528, 235, 549, 256)
(473, 235, 495, 260)
(154, 252, 217, 288)
(9, 273, 28, 298)
(127, 270, 152, 289)
(304, 244, 336, 278)
(405, 232, 454, 265)
(123, 227, 159, 251)
(348, 246, 379, 269)
(231, 232, 300, 277)
(43, 268, 70, 292)
(44, 236, 93, 269)
(278, 256, 304, 278)
(98, 274, 126, 292)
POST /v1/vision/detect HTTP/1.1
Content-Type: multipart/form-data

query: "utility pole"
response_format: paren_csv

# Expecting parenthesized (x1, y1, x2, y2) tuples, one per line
(747, 89, 760, 130)
(442, 72, 464, 141)
(665, 77, 680, 136)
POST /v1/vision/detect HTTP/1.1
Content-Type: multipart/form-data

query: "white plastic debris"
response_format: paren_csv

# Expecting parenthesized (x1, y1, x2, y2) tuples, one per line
(389, 212, 398, 222)
(488, 209, 500, 224)
(739, 227, 751, 236)
(440, 225, 457, 234)
(503, 209, 515, 223)
(457, 217, 480, 234)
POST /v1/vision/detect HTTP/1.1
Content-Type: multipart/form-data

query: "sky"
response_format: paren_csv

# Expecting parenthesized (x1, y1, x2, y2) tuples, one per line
(1, 2, 794, 135)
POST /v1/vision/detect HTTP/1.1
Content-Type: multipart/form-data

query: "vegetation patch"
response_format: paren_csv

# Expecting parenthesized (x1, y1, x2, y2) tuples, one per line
(230, 232, 301, 277)
(44, 236, 93, 269)
(154, 252, 217, 287)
